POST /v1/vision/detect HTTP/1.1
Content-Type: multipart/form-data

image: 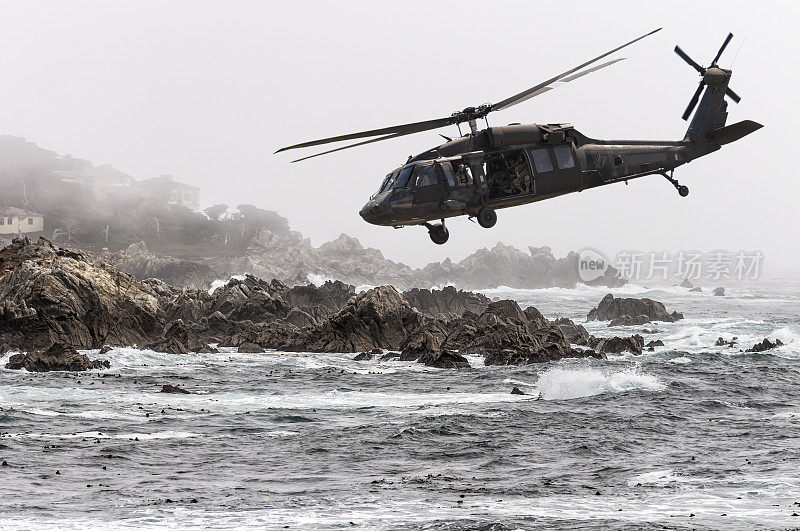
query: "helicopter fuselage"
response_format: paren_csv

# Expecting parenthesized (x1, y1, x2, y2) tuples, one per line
(359, 123, 707, 228)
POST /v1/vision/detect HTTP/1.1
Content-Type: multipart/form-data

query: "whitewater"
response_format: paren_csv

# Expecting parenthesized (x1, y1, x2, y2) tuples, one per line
(1, 278, 799, 529)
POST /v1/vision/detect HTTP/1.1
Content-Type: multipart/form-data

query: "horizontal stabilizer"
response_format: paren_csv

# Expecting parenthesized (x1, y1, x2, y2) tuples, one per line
(710, 120, 763, 145)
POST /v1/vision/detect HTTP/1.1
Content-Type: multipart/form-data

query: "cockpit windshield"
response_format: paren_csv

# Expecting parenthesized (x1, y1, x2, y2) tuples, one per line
(375, 164, 417, 196)
(393, 165, 414, 189)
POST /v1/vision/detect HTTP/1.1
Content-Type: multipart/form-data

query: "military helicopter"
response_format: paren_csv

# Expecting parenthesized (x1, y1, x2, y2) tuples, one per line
(276, 29, 762, 245)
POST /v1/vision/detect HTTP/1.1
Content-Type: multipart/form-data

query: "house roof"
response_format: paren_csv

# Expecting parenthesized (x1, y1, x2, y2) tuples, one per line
(137, 175, 200, 193)
(0, 206, 44, 218)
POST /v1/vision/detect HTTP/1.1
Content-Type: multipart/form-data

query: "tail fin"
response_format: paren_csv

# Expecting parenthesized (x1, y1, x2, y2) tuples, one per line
(675, 33, 762, 146)
(684, 69, 731, 142)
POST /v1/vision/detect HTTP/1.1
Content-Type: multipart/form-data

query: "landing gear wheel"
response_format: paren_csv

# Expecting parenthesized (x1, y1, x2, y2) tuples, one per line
(678, 185, 689, 197)
(477, 207, 497, 228)
(428, 224, 449, 245)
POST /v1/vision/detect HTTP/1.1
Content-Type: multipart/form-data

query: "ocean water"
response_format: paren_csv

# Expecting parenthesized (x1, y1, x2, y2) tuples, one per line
(1, 279, 799, 529)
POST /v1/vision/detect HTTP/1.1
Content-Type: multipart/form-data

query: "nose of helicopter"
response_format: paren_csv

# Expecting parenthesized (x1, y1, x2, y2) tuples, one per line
(359, 198, 390, 225)
(359, 201, 379, 225)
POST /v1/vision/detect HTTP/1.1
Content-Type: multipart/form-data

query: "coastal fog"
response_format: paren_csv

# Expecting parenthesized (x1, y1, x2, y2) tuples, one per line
(0, 1, 798, 272)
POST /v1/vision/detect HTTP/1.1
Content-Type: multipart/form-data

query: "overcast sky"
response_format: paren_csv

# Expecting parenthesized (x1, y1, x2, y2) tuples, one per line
(1, 1, 798, 273)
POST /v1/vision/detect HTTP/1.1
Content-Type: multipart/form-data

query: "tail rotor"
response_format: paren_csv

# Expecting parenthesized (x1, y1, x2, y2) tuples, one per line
(675, 33, 742, 120)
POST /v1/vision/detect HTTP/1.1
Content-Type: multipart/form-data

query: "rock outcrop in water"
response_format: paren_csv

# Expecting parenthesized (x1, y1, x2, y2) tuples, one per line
(402, 286, 490, 319)
(745, 338, 784, 353)
(279, 286, 423, 353)
(0, 237, 164, 351)
(0, 238, 649, 369)
(588, 334, 645, 355)
(587, 294, 683, 325)
(145, 320, 217, 354)
(5, 343, 110, 372)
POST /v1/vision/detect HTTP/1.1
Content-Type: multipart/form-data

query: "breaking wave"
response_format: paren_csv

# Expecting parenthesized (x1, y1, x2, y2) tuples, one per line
(535, 367, 665, 401)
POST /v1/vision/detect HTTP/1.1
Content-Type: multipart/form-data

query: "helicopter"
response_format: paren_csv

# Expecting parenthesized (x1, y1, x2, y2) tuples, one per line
(276, 29, 762, 245)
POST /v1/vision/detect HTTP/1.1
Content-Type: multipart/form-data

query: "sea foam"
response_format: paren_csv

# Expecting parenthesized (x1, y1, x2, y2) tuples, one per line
(535, 367, 665, 400)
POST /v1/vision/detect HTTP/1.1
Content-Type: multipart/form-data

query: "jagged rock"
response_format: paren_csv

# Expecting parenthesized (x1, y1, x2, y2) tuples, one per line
(399, 329, 442, 361)
(715, 336, 738, 347)
(746, 338, 783, 353)
(280, 286, 423, 353)
(99, 345, 113, 354)
(678, 279, 694, 288)
(209, 275, 288, 323)
(553, 317, 589, 345)
(160, 384, 191, 394)
(285, 307, 318, 328)
(609, 314, 652, 327)
(402, 286, 490, 319)
(523, 306, 550, 330)
(645, 340, 664, 347)
(221, 320, 299, 349)
(417, 349, 470, 369)
(423, 243, 626, 290)
(0, 237, 165, 350)
(380, 352, 401, 361)
(641, 328, 662, 334)
(106, 242, 218, 289)
(146, 320, 217, 354)
(5, 343, 110, 372)
(353, 348, 381, 361)
(713, 287, 725, 296)
(588, 334, 644, 355)
(587, 294, 681, 324)
(689, 287, 702, 293)
(511, 386, 525, 395)
(278, 280, 355, 316)
(444, 300, 603, 365)
(237, 342, 264, 353)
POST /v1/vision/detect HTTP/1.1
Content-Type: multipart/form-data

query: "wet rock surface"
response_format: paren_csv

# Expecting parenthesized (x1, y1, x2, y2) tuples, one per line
(402, 286, 490, 319)
(746, 338, 784, 353)
(588, 334, 645, 355)
(0, 237, 165, 351)
(587, 294, 683, 324)
(5, 343, 110, 372)
(160, 384, 191, 394)
(0, 238, 687, 369)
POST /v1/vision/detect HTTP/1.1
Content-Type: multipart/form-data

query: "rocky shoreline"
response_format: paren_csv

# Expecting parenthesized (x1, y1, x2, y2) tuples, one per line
(0, 237, 781, 372)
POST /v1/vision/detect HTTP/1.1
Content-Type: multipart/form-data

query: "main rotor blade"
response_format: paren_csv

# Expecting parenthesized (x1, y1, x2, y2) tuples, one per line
(674, 45, 704, 73)
(496, 58, 626, 108)
(725, 87, 741, 103)
(682, 82, 705, 121)
(275, 115, 454, 154)
(712, 32, 734, 65)
(290, 131, 408, 163)
(491, 28, 661, 112)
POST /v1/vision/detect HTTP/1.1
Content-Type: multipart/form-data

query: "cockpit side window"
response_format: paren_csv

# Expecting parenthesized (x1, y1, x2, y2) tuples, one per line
(394, 166, 414, 189)
(414, 164, 439, 187)
(553, 145, 575, 169)
(378, 172, 395, 194)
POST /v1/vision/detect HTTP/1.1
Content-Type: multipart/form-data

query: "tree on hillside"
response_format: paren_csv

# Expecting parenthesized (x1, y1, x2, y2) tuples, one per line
(204, 204, 228, 221)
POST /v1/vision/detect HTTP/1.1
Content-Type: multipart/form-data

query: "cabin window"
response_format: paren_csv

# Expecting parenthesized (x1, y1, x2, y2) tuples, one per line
(530, 149, 553, 173)
(414, 165, 438, 187)
(440, 162, 456, 187)
(554, 145, 575, 169)
(28, 217, 34, 225)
